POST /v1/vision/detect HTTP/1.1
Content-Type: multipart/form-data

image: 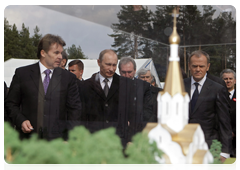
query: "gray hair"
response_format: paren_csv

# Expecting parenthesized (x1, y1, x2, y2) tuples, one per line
(220, 69, 236, 79)
(137, 68, 153, 77)
(188, 50, 210, 64)
(118, 57, 136, 71)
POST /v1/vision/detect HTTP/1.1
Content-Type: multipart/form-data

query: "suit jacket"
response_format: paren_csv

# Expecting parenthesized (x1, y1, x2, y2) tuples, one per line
(151, 86, 163, 122)
(184, 77, 232, 153)
(6, 62, 81, 141)
(230, 89, 236, 155)
(120, 78, 153, 143)
(81, 73, 122, 132)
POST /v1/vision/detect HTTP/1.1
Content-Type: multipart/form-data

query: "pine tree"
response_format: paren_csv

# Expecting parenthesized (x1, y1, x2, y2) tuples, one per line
(67, 44, 87, 59)
(109, 5, 153, 59)
(19, 23, 36, 59)
(31, 26, 42, 55)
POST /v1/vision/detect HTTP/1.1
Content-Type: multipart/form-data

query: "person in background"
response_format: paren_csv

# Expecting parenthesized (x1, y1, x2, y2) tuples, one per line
(68, 59, 84, 81)
(60, 50, 68, 70)
(137, 68, 163, 122)
(118, 57, 153, 143)
(220, 68, 236, 157)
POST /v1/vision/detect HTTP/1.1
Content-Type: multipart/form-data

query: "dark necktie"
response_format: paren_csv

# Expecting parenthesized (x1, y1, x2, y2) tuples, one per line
(43, 69, 51, 94)
(103, 78, 109, 97)
(191, 82, 199, 112)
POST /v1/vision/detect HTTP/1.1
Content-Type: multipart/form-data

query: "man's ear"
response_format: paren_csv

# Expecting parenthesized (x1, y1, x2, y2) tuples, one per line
(207, 63, 210, 71)
(40, 50, 46, 58)
(97, 59, 101, 66)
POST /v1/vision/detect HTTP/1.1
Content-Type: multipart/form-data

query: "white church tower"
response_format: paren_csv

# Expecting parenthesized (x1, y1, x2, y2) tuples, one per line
(148, 7, 213, 164)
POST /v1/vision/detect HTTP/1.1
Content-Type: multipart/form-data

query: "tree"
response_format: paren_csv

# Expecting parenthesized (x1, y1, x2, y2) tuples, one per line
(18, 23, 36, 59)
(66, 44, 87, 59)
(109, 5, 153, 59)
(31, 26, 42, 55)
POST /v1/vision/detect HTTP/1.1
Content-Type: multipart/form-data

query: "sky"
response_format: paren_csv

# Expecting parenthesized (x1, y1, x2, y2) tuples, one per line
(4, 4, 236, 59)
(4, 5, 117, 59)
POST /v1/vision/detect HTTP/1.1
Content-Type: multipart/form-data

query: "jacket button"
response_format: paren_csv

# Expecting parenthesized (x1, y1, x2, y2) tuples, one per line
(105, 103, 108, 107)
(106, 120, 109, 123)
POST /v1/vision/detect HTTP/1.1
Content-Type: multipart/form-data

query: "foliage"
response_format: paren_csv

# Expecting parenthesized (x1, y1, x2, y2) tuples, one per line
(4, 122, 163, 164)
(66, 44, 87, 59)
(109, 5, 236, 79)
(209, 139, 222, 164)
(4, 18, 86, 61)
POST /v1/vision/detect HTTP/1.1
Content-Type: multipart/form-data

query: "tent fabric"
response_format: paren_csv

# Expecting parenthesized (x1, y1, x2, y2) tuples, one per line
(4, 58, 161, 88)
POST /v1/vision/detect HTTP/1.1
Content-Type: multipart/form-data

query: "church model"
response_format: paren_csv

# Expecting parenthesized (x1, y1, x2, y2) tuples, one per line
(147, 8, 214, 164)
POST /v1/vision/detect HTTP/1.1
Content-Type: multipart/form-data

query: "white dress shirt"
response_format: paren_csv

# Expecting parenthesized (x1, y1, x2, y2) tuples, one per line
(190, 74, 206, 98)
(229, 89, 235, 99)
(39, 61, 54, 82)
(99, 72, 113, 90)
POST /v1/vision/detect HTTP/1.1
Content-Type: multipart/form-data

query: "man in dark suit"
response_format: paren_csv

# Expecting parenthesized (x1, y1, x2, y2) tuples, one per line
(220, 68, 236, 157)
(118, 57, 153, 143)
(6, 34, 81, 141)
(82, 49, 130, 148)
(68, 59, 84, 81)
(137, 68, 163, 122)
(183, 50, 232, 163)
(68, 59, 85, 116)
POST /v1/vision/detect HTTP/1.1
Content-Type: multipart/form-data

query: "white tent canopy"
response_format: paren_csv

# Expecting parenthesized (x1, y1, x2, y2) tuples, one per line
(4, 58, 162, 88)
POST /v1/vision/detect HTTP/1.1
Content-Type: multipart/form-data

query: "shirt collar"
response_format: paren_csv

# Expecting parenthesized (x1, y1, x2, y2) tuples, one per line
(39, 61, 54, 74)
(191, 73, 207, 86)
(229, 89, 235, 97)
(99, 72, 113, 83)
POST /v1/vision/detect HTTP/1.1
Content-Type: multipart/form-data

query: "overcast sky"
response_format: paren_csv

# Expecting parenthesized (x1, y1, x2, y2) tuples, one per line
(4, 4, 236, 59)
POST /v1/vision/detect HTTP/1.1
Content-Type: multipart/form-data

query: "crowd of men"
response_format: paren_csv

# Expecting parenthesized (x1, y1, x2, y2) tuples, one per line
(4, 34, 236, 162)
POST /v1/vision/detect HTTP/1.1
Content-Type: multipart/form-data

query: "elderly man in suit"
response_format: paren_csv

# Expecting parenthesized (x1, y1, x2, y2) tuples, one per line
(183, 50, 232, 163)
(118, 57, 153, 143)
(6, 34, 81, 141)
(220, 68, 236, 157)
(137, 68, 163, 122)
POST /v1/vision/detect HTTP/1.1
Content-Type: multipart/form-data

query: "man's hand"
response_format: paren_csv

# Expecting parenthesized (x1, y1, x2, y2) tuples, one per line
(220, 156, 226, 163)
(21, 120, 34, 133)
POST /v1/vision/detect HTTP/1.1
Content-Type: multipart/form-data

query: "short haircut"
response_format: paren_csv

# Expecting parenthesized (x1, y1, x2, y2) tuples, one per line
(99, 49, 117, 62)
(37, 34, 66, 59)
(61, 51, 68, 67)
(137, 68, 152, 77)
(220, 69, 236, 79)
(151, 76, 156, 83)
(188, 50, 210, 64)
(68, 59, 84, 71)
(118, 57, 136, 71)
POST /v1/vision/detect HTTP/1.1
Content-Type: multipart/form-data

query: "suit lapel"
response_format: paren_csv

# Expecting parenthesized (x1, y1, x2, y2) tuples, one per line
(89, 73, 106, 100)
(46, 67, 62, 96)
(30, 62, 45, 97)
(184, 78, 191, 96)
(106, 74, 119, 101)
(192, 78, 212, 114)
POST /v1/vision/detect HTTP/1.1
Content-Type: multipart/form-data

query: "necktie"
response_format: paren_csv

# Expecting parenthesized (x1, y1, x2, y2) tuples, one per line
(43, 69, 51, 94)
(103, 78, 109, 97)
(191, 82, 199, 112)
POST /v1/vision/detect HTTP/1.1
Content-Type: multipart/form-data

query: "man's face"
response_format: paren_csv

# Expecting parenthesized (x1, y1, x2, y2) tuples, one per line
(119, 62, 136, 79)
(222, 73, 236, 91)
(188, 55, 210, 82)
(98, 52, 118, 78)
(139, 71, 152, 83)
(68, 64, 83, 80)
(40, 43, 63, 69)
(60, 59, 67, 69)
